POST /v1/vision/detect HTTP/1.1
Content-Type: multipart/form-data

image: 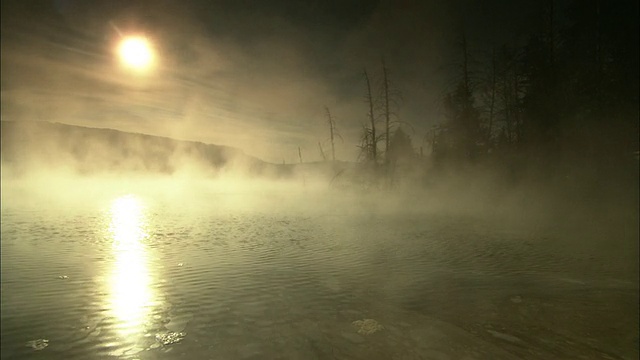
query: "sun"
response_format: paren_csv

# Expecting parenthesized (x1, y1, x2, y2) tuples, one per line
(118, 36, 154, 70)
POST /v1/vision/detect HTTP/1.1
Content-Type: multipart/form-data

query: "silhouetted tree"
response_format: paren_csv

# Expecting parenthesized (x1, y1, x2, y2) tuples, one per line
(363, 69, 379, 163)
(497, 45, 526, 148)
(387, 127, 416, 186)
(318, 142, 327, 161)
(477, 47, 498, 147)
(558, 0, 639, 162)
(388, 127, 414, 164)
(433, 33, 483, 164)
(428, 0, 638, 189)
(380, 58, 401, 163)
(323, 106, 343, 162)
(357, 124, 374, 163)
(520, 0, 560, 156)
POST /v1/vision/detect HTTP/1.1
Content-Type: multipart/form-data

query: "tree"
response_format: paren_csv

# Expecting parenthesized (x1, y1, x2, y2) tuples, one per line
(438, 33, 482, 162)
(477, 48, 498, 146)
(559, 0, 639, 161)
(388, 127, 414, 164)
(381, 59, 392, 162)
(357, 124, 375, 163)
(323, 106, 343, 162)
(318, 142, 327, 161)
(363, 69, 378, 163)
(519, 0, 560, 156)
(387, 127, 416, 187)
(378, 59, 405, 167)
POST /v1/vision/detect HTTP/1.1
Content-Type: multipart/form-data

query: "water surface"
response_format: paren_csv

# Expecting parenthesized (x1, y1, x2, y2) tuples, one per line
(1, 191, 638, 359)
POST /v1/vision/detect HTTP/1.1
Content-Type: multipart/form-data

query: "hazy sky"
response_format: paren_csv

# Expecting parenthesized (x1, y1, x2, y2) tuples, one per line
(1, 0, 541, 163)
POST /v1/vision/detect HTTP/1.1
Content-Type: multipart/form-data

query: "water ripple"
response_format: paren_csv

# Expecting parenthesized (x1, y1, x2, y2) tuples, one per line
(1, 204, 637, 360)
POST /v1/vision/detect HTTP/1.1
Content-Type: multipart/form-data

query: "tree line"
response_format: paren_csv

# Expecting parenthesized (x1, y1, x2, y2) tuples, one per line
(430, 0, 638, 172)
(321, 0, 637, 189)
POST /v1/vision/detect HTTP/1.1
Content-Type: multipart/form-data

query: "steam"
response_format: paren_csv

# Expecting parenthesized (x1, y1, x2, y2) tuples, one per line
(1, 1, 637, 250)
(0, 1, 519, 163)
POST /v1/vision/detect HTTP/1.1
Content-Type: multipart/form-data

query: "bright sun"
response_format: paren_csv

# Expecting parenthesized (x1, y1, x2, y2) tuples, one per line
(118, 36, 154, 70)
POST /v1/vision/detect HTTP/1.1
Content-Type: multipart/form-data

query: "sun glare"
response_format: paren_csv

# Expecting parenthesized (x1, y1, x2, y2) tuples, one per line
(108, 194, 154, 338)
(110, 194, 146, 248)
(118, 36, 154, 70)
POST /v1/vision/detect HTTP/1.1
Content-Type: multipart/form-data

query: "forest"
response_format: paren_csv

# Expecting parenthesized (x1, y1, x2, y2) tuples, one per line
(327, 0, 638, 195)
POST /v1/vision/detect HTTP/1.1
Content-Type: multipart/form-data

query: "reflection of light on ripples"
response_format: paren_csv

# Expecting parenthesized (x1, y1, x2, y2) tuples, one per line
(108, 195, 154, 337)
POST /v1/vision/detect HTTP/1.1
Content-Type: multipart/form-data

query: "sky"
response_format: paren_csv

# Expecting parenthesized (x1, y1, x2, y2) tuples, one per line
(1, 0, 541, 163)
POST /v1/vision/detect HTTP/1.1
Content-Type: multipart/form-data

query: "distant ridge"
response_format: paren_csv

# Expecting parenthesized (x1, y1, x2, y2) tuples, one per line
(0, 120, 292, 177)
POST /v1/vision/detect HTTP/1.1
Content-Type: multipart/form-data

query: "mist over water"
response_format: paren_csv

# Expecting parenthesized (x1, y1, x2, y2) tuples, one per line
(2, 1, 638, 359)
(1, 117, 638, 360)
(2, 154, 638, 359)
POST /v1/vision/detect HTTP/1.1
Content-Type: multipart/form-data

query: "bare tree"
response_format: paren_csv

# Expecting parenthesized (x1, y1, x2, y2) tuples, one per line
(486, 48, 497, 142)
(324, 106, 343, 162)
(379, 58, 407, 165)
(496, 45, 526, 146)
(357, 124, 372, 162)
(298, 146, 306, 186)
(364, 69, 378, 162)
(318, 142, 327, 161)
(436, 32, 483, 161)
(382, 59, 392, 161)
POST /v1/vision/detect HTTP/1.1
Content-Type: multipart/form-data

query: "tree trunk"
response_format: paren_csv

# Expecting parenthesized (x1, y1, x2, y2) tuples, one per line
(382, 59, 391, 163)
(324, 106, 336, 162)
(488, 48, 497, 141)
(364, 69, 377, 162)
(318, 142, 326, 161)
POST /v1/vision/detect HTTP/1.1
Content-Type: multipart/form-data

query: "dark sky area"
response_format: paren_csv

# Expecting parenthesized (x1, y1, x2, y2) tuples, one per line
(1, 0, 546, 162)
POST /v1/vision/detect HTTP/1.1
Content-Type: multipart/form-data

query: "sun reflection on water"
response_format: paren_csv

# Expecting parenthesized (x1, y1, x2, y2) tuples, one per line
(108, 194, 154, 337)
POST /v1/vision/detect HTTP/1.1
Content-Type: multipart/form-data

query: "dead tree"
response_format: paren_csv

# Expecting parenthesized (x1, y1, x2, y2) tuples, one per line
(379, 59, 406, 165)
(382, 59, 392, 162)
(323, 106, 343, 162)
(318, 142, 327, 161)
(298, 146, 306, 186)
(487, 48, 497, 141)
(357, 124, 374, 162)
(364, 69, 377, 162)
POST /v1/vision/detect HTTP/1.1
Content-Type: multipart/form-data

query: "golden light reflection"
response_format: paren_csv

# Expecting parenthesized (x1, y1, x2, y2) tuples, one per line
(108, 194, 154, 337)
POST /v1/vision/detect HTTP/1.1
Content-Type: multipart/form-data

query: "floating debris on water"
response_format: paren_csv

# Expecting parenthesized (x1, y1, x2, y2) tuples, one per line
(177, 263, 184, 267)
(57, 275, 69, 280)
(352, 319, 384, 335)
(26, 339, 49, 350)
(155, 331, 186, 345)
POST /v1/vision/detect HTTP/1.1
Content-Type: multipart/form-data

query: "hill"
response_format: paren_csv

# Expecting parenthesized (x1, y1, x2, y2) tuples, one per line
(0, 121, 293, 177)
